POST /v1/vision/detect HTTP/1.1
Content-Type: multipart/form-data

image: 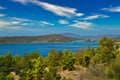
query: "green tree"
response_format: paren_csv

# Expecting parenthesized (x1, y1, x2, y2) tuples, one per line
(12, 55, 22, 74)
(85, 46, 95, 58)
(2, 52, 13, 74)
(99, 36, 114, 49)
(45, 49, 59, 67)
(82, 55, 90, 67)
(0, 56, 6, 79)
(75, 48, 85, 65)
(82, 46, 95, 66)
(31, 56, 45, 80)
(60, 49, 75, 70)
(97, 46, 115, 63)
(30, 51, 41, 59)
(90, 54, 102, 64)
(22, 54, 45, 80)
(92, 37, 115, 64)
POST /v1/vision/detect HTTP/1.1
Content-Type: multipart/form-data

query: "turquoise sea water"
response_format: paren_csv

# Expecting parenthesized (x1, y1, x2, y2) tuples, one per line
(0, 42, 98, 57)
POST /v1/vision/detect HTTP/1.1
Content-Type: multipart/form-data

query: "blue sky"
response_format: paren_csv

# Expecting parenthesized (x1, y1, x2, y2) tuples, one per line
(0, 0, 120, 36)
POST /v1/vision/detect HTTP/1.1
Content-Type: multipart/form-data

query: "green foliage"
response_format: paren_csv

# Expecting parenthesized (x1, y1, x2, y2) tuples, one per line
(22, 51, 41, 70)
(0, 53, 13, 79)
(30, 51, 41, 59)
(99, 36, 114, 49)
(85, 46, 95, 58)
(45, 49, 59, 67)
(82, 46, 95, 66)
(98, 46, 115, 63)
(5, 74, 14, 80)
(0, 72, 6, 80)
(12, 55, 22, 74)
(91, 37, 115, 64)
(0, 56, 5, 72)
(105, 53, 120, 80)
(31, 56, 45, 74)
(75, 48, 85, 65)
(0, 52, 13, 75)
(0, 36, 119, 80)
(90, 54, 102, 64)
(24, 55, 45, 80)
(43, 67, 61, 80)
(60, 49, 75, 70)
(82, 55, 90, 67)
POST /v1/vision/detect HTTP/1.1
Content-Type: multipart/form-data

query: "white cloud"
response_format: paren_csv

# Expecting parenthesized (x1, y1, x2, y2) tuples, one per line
(0, 14, 5, 17)
(12, 0, 30, 4)
(12, 0, 84, 18)
(101, 6, 120, 12)
(58, 20, 69, 24)
(69, 21, 92, 30)
(12, 17, 28, 21)
(82, 14, 109, 20)
(0, 6, 6, 10)
(11, 21, 21, 24)
(12, 17, 36, 26)
(40, 21, 54, 26)
(0, 21, 11, 28)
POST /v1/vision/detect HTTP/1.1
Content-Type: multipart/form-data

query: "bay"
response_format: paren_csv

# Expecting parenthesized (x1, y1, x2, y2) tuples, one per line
(0, 42, 98, 57)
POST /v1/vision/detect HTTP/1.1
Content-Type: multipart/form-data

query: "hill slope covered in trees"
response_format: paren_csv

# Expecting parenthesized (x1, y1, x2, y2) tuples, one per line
(0, 37, 120, 80)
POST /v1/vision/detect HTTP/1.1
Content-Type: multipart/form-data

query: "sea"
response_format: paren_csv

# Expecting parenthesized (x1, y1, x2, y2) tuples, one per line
(0, 41, 98, 57)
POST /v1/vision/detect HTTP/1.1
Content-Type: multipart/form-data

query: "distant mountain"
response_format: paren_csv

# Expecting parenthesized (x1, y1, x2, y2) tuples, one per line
(61, 33, 82, 39)
(0, 34, 76, 44)
(62, 33, 119, 38)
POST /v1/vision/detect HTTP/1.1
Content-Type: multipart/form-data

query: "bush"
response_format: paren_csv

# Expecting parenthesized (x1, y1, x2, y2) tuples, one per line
(60, 49, 75, 70)
(105, 54, 120, 80)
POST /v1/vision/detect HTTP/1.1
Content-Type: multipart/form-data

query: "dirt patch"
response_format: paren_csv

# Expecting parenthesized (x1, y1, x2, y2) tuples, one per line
(60, 65, 88, 80)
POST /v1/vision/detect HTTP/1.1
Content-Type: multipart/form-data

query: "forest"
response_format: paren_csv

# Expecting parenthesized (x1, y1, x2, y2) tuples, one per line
(0, 37, 120, 80)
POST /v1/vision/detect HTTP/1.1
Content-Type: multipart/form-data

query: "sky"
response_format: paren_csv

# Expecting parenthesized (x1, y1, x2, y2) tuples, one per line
(0, 0, 120, 36)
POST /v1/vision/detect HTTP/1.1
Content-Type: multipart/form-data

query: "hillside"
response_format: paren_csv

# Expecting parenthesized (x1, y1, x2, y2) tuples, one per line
(0, 34, 75, 43)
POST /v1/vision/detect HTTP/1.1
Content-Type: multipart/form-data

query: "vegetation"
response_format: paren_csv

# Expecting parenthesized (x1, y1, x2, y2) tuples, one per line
(0, 37, 120, 80)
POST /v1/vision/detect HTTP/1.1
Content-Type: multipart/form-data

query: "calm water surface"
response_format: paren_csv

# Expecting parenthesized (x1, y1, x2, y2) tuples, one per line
(0, 42, 98, 57)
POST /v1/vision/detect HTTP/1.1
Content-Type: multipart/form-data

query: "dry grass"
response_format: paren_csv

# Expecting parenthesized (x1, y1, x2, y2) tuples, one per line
(60, 64, 109, 80)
